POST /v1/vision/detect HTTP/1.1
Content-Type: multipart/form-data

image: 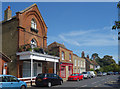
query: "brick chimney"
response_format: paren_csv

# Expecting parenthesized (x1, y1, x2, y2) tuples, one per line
(87, 55, 89, 59)
(81, 51, 85, 58)
(4, 6, 12, 21)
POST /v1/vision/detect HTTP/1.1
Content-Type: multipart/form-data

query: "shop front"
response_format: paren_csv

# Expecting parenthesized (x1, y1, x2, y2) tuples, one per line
(16, 51, 59, 82)
(60, 62, 73, 81)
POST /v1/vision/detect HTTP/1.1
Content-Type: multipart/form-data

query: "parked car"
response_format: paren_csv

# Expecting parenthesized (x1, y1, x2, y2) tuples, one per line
(88, 71, 96, 78)
(82, 72, 91, 79)
(114, 72, 119, 75)
(97, 72, 103, 76)
(35, 73, 63, 87)
(0, 75, 27, 89)
(107, 72, 114, 75)
(68, 73, 84, 81)
(102, 72, 107, 76)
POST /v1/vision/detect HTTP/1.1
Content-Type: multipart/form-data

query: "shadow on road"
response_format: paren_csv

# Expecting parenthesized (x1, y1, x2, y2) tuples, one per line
(104, 75, 120, 88)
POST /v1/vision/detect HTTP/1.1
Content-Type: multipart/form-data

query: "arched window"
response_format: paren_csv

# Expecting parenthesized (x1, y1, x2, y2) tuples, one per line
(31, 18, 37, 29)
(31, 39, 37, 48)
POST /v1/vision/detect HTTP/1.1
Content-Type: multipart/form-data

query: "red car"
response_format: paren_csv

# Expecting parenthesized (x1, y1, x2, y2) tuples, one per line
(68, 73, 84, 81)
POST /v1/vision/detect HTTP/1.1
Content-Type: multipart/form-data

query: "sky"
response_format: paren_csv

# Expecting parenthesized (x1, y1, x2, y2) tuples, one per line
(2, 2, 119, 63)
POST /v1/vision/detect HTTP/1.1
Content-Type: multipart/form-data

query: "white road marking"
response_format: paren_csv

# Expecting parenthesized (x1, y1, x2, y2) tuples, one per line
(81, 85, 87, 87)
(94, 86, 98, 87)
(92, 82, 97, 84)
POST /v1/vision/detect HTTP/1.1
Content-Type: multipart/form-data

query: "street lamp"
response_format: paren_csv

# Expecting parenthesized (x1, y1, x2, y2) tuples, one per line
(30, 43, 34, 86)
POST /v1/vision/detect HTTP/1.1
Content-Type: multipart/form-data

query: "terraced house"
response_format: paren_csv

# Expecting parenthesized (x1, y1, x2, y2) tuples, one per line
(73, 54, 86, 73)
(48, 42, 73, 81)
(1, 4, 59, 79)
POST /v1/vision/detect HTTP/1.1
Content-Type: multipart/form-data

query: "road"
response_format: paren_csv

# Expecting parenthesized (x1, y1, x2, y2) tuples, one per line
(28, 75, 120, 89)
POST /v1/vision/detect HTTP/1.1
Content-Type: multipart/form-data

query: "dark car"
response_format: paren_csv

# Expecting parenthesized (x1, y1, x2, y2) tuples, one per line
(35, 73, 63, 87)
(97, 72, 103, 76)
(114, 72, 118, 75)
(107, 72, 114, 75)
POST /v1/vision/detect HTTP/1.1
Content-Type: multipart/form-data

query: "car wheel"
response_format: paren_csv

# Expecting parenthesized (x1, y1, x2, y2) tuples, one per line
(77, 78, 79, 82)
(82, 77, 84, 80)
(60, 81, 63, 85)
(48, 82, 52, 87)
(21, 85, 26, 89)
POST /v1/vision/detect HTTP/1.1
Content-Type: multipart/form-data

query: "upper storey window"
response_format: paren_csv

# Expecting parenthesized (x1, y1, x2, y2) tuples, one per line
(31, 18, 37, 29)
(31, 18, 38, 33)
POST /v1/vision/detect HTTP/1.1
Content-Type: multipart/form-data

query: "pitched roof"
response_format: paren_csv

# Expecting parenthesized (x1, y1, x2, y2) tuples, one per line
(18, 3, 37, 13)
(0, 52, 12, 62)
(51, 42, 66, 49)
(2, 3, 47, 27)
(85, 57, 94, 65)
(92, 60, 99, 66)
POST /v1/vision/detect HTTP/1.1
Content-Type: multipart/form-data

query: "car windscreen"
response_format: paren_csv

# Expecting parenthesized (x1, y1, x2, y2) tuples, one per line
(71, 74, 78, 76)
(82, 72, 87, 74)
(37, 74, 46, 78)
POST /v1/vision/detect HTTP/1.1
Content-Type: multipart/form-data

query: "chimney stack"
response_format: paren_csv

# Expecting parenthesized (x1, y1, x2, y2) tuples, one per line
(4, 6, 12, 21)
(87, 55, 89, 59)
(81, 51, 85, 58)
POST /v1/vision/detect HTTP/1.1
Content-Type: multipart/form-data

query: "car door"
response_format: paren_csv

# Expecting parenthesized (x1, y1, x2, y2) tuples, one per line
(78, 74, 82, 80)
(2, 76, 11, 89)
(9, 76, 20, 89)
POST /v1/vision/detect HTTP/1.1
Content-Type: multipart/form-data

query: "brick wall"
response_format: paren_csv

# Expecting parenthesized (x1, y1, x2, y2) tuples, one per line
(2, 18, 19, 77)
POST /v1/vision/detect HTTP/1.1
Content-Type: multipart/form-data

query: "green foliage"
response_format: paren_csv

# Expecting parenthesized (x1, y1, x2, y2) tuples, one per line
(91, 53, 119, 72)
(90, 69, 94, 71)
(99, 64, 120, 72)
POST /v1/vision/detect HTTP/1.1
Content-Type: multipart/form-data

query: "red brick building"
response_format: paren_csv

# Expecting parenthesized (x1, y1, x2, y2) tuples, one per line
(48, 42, 73, 81)
(1, 4, 59, 79)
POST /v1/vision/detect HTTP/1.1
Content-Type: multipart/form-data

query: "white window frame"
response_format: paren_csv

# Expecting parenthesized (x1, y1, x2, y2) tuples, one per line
(62, 51, 65, 60)
(69, 54, 71, 61)
(78, 60, 80, 66)
(31, 39, 37, 48)
(75, 59, 77, 66)
(31, 19, 37, 29)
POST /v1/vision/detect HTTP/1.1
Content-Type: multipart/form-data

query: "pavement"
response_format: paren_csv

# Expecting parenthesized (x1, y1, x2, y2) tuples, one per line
(27, 75, 120, 89)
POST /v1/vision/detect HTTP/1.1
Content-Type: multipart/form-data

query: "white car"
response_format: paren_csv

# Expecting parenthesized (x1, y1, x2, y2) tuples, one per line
(82, 72, 91, 79)
(102, 72, 107, 76)
(88, 71, 96, 78)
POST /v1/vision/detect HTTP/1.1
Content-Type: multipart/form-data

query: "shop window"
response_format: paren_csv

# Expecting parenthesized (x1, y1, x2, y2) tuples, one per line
(61, 66, 65, 78)
(22, 62, 38, 77)
(68, 66, 72, 76)
(62, 51, 65, 60)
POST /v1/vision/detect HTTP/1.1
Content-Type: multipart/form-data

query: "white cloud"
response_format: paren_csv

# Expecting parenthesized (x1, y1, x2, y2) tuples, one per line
(56, 26, 118, 47)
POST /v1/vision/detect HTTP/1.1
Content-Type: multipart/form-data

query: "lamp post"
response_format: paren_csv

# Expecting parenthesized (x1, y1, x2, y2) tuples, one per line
(30, 43, 34, 86)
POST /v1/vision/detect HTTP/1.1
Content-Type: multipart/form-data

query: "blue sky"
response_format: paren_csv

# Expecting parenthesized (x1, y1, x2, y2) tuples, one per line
(2, 2, 119, 63)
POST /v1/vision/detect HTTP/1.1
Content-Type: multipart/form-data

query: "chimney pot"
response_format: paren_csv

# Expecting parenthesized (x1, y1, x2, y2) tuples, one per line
(81, 51, 85, 58)
(4, 6, 12, 21)
(8, 6, 10, 9)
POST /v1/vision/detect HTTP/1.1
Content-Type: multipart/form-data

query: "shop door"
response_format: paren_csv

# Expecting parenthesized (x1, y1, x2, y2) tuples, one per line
(37, 62, 42, 75)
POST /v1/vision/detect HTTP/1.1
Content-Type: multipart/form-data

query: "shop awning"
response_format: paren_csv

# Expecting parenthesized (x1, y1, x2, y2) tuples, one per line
(16, 51, 59, 62)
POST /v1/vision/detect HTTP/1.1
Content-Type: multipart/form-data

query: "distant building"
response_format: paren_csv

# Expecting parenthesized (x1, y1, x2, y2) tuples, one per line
(81, 51, 94, 71)
(92, 60, 100, 70)
(48, 42, 73, 81)
(73, 54, 86, 73)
